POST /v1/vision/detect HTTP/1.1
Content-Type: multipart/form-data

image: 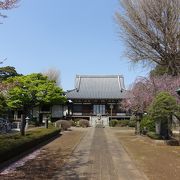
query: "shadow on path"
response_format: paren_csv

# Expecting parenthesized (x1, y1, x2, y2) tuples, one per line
(53, 128, 148, 180)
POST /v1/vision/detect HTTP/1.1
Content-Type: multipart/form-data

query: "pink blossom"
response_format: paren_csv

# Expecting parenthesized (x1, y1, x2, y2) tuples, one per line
(122, 75, 180, 113)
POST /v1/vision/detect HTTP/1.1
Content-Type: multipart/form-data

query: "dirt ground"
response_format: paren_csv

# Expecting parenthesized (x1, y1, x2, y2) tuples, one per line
(0, 127, 86, 180)
(113, 128, 180, 180)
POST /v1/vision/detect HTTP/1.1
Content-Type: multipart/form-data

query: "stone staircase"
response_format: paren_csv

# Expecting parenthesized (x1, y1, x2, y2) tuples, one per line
(95, 124, 105, 128)
(90, 116, 109, 127)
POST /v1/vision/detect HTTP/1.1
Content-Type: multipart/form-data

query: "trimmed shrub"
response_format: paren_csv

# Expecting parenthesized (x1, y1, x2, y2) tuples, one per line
(109, 120, 118, 127)
(116, 120, 129, 127)
(55, 120, 71, 131)
(128, 120, 136, 127)
(69, 120, 76, 127)
(140, 115, 155, 134)
(79, 119, 89, 128)
(148, 92, 178, 138)
(0, 127, 60, 163)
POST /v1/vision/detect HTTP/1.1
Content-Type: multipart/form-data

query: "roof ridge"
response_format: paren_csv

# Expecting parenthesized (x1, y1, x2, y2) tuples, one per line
(66, 89, 76, 93)
(76, 75, 124, 78)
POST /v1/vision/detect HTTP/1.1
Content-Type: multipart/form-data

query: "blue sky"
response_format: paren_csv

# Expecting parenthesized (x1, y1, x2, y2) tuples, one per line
(0, 0, 148, 90)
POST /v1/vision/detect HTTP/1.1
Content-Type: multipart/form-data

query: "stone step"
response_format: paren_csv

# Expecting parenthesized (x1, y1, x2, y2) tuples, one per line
(95, 124, 105, 128)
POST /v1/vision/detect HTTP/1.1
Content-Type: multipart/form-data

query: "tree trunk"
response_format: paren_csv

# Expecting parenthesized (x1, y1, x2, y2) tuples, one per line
(20, 114, 26, 136)
(160, 120, 169, 139)
(20, 108, 28, 136)
(167, 116, 172, 139)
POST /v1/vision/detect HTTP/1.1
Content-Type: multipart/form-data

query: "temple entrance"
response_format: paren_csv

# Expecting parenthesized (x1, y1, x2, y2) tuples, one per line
(96, 114, 103, 126)
(90, 116, 109, 127)
(93, 105, 105, 115)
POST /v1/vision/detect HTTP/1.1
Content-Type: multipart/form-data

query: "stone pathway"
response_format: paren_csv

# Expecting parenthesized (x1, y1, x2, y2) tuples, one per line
(53, 128, 148, 180)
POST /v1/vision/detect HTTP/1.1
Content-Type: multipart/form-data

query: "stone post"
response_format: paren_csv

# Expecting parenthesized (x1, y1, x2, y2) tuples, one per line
(136, 120, 140, 135)
(25, 117, 29, 130)
(45, 116, 49, 129)
(155, 120, 161, 135)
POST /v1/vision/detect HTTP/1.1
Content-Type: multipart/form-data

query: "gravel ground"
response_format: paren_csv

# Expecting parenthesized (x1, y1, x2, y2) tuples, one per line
(0, 127, 87, 180)
(113, 128, 180, 180)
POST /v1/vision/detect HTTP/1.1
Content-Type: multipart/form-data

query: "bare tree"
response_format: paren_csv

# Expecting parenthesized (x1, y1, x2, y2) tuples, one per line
(116, 0, 180, 76)
(0, 0, 19, 18)
(42, 68, 61, 86)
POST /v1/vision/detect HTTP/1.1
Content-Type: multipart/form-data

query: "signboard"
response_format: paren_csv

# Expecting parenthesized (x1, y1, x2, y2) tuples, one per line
(110, 104, 114, 109)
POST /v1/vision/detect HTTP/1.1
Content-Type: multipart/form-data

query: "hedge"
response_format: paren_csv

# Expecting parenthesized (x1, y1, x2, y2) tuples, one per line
(79, 119, 89, 127)
(0, 127, 61, 163)
(109, 119, 136, 127)
(109, 120, 119, 127)
(55, 120, 71, 130)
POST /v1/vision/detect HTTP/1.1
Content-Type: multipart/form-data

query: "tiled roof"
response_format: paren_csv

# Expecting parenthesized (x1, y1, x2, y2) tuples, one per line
(66, 75, 128, 99)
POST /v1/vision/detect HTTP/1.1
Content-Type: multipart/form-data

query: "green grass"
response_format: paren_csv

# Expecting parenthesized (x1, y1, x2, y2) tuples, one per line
(147, 131, 162, 140)
(0, 127, 61, 163)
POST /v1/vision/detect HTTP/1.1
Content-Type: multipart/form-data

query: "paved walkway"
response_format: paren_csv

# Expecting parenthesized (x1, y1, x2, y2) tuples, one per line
(53, 128, 148, 180)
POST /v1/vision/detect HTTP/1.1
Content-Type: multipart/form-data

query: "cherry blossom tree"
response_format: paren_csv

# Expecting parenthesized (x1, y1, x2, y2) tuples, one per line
(0, 81, 15, 94)
(122, 75, 180, 114)
(0, 81, 16, 116)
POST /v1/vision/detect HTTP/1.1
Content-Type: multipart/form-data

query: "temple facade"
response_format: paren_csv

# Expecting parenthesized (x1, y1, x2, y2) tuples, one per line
(66, 75, 130, 127)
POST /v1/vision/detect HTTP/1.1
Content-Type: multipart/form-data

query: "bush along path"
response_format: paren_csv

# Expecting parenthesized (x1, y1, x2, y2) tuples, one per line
(0, 127, 87, 180)
(0, 127, 61, 165)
